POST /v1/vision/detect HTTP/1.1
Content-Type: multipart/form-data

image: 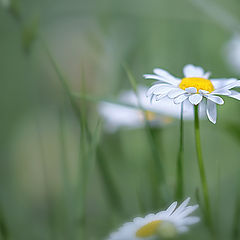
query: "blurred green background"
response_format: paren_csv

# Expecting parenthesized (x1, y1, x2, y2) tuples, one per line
(1, 0, 240, 239)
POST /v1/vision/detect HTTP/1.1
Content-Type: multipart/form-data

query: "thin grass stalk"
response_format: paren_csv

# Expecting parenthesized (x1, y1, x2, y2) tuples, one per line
(0, 207, 9, 240)
(74, 91, 168, 205)
(80, 120, 103, 237)
(194, 106, 213, 233)
(58, 112, 76, 239)
(175, 103, 184, 200)
(96, 147, 124, 214)
(42, 45, 90, 239)
(78, 86, 88, 240)
(148, 127, 165, 208)
(232, 194, 240, 240)
(7, 5, 91, 238)
(43, 43, 86, 136)
(124, 65, 166, 207)
(35, 119, 56, 240)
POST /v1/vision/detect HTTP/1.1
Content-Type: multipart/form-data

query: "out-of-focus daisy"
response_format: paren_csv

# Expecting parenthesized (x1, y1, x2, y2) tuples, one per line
(224, 34, 240, 75)
(107, 198, 199, 240)
(1, 0, 10, 8)
(144, 64, 240, 124)
(98, 86, 203, 132)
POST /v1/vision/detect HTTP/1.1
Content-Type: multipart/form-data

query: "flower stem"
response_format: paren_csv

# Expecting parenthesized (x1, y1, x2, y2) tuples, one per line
(175, 103, 184, 200)
(194, 105, 213, 230)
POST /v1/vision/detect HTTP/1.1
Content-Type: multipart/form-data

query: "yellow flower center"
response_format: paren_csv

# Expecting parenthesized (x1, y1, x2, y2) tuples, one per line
(136, 220, 162, 238)
(145, 111, 156, 121)
(179, 77, 214, 93)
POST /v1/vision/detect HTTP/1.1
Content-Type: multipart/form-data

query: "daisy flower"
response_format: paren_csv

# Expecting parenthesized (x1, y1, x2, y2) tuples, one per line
(144, 64, 240, 124)
(1, 0, 10, 8)
(99, 86, 203, 132)
(224, 34, 240, 75)
(107, 198, 199, 240)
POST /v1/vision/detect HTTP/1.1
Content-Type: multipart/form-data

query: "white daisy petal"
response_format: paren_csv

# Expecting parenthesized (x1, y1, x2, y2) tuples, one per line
(206, 95, 224, 105)
(144, 74, 164, 81)
(164, 201, 178, 216)
(199, 89, 209, 95)
(189, 94, 203, 105)
(185, 87, 197, 94)
(207, 100, 217, 124)
(153, 68, 180, 85)
(211, 89, 231, 95)
(144, 74, 179, 85)
(147, 84, 174, 96)
(168, 88, 186, 98)
(155, 211, 166, 218)
(147, 84, 173, 96)
(203, 71, 211, 79)
(155, 94, 167, 101)
(182, 216, 200, 225)
(215, 80, 240, 91)
(183, 64, 205, 78)
(133, 217, 144, 224)
(176, 205, 199, 219)
(171, 197, 190, 217)
(174, 94, 188, 104)
(211, 78, 238, 89)
(229, 90, 240, 100)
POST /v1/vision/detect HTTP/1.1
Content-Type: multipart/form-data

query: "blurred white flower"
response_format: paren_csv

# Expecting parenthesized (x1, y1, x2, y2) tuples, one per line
(107, 198, 199, 240)
(1, 0, 10, 8)
(98, 86, 201, 132)
(145, 64, 240, 124)
(224, 34, 240, 75)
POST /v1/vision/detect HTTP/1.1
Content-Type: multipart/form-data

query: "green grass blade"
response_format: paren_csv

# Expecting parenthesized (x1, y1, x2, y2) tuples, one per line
(123, 65, 166, 208)
(78, 120, 102, 238)
(35, 118, 56, 240)
(42, 42, 87, 136)
(96, 146, 124, 215)
(0, 207, 9, 240)
(232, 194, 240, 240)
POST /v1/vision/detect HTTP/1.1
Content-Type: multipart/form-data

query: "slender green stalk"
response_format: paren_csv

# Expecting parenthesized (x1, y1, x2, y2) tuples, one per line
(42, 44, 91, 239)
(58, 112, 75, 240)
(124, 65, 166, 207)
(147, 127, 164, 208)
(96, 147, 124, 214)
(175, 103, 184, 200)
(232, 194, 240, 240)
(35, 120, 56, 240)
(194, 106, 213, 230)
(0, 207, 9, 240)
(43, 43, 85, 135)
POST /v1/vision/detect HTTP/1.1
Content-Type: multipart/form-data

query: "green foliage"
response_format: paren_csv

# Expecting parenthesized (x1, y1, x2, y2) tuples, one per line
(1, 0, 240, 239)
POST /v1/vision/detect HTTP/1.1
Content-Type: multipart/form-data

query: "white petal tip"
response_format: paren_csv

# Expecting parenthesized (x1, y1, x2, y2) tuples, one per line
(210, 119, 216, 124)
(192, 204, 199, 209)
